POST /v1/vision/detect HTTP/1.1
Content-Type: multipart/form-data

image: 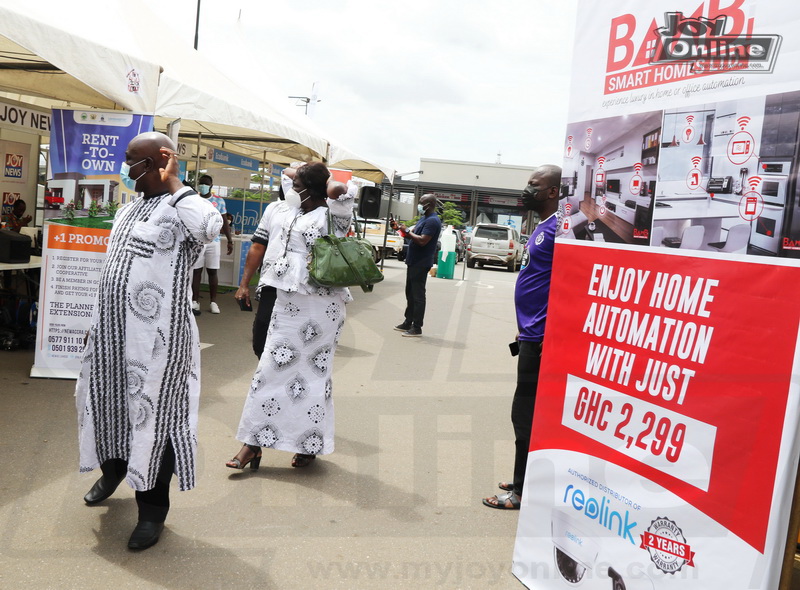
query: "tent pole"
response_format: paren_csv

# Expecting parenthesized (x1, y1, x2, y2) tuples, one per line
(194, 0, 201, 50)
(260, 150, 267, 222)
(194, 133, 202, 189)
(381, 182, 394, 271)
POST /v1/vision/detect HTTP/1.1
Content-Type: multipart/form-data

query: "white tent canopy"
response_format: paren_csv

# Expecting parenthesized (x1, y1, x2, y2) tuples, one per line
(0, 1, 160, 113)
(0, 0, 393, 183)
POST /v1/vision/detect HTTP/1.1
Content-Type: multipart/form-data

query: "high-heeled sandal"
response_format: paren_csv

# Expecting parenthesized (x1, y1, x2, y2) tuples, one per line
(291, 453, 316, 468)
(226, 444, 262, 470)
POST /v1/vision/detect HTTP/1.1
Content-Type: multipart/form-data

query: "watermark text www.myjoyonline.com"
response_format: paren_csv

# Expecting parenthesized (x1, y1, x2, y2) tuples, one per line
(307, 559, 507, 586)
(307, 558, 701, 586)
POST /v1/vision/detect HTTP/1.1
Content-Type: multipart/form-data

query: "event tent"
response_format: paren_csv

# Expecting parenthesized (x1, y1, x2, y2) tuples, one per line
(0, 2, 160, 113)
(0, 0, 393, 183)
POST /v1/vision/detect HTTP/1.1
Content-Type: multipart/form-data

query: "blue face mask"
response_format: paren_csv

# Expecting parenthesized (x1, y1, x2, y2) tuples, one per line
(417, 204, 425, 215)
(198, 184, 211, 196)
(120, 158, 148, 191)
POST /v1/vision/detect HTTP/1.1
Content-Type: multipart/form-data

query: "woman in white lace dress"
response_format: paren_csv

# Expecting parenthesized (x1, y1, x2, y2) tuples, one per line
(227, 163, 355, 469)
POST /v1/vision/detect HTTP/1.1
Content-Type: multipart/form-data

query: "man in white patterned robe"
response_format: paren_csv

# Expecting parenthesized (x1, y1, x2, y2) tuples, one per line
(75, 132, 222, 550)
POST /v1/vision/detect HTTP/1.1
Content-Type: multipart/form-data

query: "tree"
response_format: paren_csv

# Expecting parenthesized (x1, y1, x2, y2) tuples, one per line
(403, 201, 466, 227)
(440, 201, 466, 228)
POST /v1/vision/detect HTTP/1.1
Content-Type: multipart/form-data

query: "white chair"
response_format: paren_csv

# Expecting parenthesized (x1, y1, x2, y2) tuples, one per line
(707, 223, 750, 254)
(650, 226, 664, 248)
(679, 225, 705, 250)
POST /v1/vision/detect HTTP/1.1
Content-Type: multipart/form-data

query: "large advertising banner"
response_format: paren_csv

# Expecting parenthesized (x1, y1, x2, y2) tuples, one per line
(46, 109, 154, 217)
(32, 222, 111, 379)
(557, 1, 800, 258)
(514, 1, 800, 588)
(31, 110, 153, 378)
(513, 243, 800, 588)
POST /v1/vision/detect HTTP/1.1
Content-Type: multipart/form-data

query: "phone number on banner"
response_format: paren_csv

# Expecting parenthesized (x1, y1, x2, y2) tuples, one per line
(561, 374, 716, 491)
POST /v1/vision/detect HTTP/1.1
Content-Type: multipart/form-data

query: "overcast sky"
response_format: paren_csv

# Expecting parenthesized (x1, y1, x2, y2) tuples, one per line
(145, 0, 579, 176)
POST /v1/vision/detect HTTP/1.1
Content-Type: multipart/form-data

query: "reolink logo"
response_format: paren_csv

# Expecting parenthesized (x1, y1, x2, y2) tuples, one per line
(563, 484, 638, 545)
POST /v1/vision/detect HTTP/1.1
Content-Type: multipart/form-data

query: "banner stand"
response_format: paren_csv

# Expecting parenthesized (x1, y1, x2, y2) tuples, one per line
(779, 463, 800, 589)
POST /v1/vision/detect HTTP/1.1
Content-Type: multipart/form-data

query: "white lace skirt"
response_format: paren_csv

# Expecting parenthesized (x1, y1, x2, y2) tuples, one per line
(235, 289, 346, 455)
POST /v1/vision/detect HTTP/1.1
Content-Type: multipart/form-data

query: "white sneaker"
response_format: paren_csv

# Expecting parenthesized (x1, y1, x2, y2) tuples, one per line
(209, 302, 220, 314)
(191, 301, 201, 315)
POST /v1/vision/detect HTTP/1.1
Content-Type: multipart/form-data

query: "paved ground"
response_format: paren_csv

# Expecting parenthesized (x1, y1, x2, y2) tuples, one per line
(0, 258, 533, 589)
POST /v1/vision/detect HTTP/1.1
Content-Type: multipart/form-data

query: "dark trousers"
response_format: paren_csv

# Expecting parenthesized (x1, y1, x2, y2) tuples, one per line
(511, 340, 542, 497)
(403, 264, 430, 328)
(252, 285, 278, 358)
(100, 440, 175, 522)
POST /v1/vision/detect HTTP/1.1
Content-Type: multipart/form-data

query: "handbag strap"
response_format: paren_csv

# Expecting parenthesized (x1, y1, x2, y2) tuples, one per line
(325, 210, 374, 293)
(281, 212, 301, 258)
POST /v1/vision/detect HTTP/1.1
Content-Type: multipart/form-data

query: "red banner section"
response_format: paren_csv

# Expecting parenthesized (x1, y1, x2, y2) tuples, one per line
(531, 242, 800, 552)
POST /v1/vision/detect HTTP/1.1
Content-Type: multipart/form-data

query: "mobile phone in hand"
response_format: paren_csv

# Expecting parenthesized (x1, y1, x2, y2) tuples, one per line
(508, 341, 519, 356)
(238, 298, 253, 312)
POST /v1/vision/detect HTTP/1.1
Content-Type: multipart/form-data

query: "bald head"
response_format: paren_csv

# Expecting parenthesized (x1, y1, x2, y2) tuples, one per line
(124, 132, 178, 195)
(535, 164, 562, 188)
(419, 193, 438, 214)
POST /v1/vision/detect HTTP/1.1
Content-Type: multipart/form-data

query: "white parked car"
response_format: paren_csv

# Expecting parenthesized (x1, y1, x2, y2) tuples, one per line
(466, 223, 523, 271)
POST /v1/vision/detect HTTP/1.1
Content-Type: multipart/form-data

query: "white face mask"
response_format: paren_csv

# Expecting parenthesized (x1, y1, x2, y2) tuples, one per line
(284, 188, 310, 209)
(198, 184, 211, 196)
(417, 203, 425, 215)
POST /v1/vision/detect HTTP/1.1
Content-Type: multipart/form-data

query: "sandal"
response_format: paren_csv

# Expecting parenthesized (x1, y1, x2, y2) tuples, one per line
(291, 453, 316, 468)
(498, 481, 513, 492)
(226, 444, 262, 470)
(482, 491, 521, 510)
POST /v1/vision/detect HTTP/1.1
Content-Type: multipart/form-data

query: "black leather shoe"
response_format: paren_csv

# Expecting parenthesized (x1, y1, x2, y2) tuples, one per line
(84, 474, 125, 505)
(127, 521, 165, 550)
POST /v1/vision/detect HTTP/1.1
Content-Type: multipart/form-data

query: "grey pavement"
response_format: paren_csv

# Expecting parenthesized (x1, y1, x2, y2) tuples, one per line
(0, 258, 529, 589)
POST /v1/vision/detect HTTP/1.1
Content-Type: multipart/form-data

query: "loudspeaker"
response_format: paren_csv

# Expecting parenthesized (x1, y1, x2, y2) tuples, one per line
(358, 186, 382, 219)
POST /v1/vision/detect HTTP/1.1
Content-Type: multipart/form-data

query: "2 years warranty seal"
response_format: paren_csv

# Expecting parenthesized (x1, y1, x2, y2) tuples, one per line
(640, 517, 695, 574)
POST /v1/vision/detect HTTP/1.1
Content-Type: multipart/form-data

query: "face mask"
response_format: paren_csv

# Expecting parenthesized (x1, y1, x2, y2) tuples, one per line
(198, 184, 211, 196)
(284, 188, 310, 209)
(119, 158, 148, 191)
(417, 204, 425, 215)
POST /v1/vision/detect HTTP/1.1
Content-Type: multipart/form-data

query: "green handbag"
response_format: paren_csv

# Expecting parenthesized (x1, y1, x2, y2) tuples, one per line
(307, 212, 384, 293)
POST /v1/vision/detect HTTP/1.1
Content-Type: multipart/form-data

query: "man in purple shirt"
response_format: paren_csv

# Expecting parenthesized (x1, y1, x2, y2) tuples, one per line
(483, 164, 562, 509)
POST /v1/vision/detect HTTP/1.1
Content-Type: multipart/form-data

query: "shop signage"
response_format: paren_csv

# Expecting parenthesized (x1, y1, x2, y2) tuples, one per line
(206, 147, 259, 172)
(0, 99, 50, 133)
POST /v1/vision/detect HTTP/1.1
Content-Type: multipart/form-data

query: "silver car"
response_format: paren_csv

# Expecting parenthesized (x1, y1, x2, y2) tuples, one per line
(466, 223, 523, 271)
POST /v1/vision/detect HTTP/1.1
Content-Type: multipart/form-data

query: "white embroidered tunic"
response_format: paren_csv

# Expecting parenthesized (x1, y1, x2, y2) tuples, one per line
(76, 189, 221, 491)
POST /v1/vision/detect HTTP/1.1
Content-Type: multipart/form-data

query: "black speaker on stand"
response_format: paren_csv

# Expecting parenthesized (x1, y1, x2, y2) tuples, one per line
(358, 186, 382, 219)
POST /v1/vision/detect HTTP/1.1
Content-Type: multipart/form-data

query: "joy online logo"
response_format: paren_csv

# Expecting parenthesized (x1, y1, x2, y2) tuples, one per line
(606, 5, 782, 93)
(652, 11, 782, 73)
